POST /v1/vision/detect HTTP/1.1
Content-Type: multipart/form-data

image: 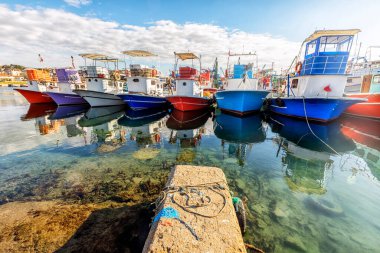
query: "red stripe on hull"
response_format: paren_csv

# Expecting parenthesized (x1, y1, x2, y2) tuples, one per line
(167, 96, 210, 111)
(345, 93, 380, 119)
(15, 89, 54, 104)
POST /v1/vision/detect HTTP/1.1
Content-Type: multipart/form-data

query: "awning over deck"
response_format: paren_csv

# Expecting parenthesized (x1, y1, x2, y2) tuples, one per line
(122, 50, 157, 57)
(304, 29, 361, 42)
(175, 52, 199, 60)
(79, 53, 119, 62)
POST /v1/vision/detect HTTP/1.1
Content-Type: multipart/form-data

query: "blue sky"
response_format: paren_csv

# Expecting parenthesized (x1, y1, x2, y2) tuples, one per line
(0, 0, 378, 70)
(2, 0, 377, 41)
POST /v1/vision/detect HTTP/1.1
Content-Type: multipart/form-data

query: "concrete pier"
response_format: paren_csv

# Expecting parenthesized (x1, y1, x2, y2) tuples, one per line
(143, 165, 246, 253)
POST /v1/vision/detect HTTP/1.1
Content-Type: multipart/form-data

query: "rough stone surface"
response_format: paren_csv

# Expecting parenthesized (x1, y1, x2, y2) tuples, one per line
(143, 165, 246, 253)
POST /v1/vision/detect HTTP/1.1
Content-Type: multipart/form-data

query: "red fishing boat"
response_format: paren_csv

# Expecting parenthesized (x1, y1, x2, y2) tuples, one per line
(344, 92, 380, 119)
(15, 88, 54, 104)
(15, 69, 58, 104)
(166, 52, 211, 111)
(344, 51, 380, 119)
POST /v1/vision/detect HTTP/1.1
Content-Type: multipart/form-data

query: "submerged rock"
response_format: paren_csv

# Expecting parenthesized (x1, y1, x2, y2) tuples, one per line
(132, 148, 160, 160)
(284, 235, 307, 252)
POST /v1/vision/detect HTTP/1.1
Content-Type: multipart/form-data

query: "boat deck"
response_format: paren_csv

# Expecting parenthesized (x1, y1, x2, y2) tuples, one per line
(143, 165, 246, 253)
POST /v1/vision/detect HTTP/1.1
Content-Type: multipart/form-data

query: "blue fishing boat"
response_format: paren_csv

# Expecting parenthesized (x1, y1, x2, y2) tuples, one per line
(267, 29, 365, 122)
(215, 52, 270, 115)
(117, 93, 167, 110)
(117, 50, 166, 110)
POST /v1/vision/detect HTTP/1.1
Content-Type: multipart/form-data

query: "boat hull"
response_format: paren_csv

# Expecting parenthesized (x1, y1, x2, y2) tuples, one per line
(267, 97, 364, 122)
(73, 90, 124, 107)
(14, 89, 54, 104)
(344, 93, 380, 119)
(216, 90, 269, 115)
(117, 94, 167, 110)
(46, 92, 88, 106)
(166, 96, 211, 111)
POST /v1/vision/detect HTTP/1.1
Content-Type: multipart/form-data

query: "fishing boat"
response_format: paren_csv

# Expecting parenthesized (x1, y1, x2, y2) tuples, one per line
(117, 50, 167, 110)
(15, 69, 58, 104)
(166, 52, 211, 111)
(344, 48, 380, 119)
(46, 68, 88, 106)
(215, 52, 270, 115)
(266, 29, 365, 122)
(73, 54, 125, 107)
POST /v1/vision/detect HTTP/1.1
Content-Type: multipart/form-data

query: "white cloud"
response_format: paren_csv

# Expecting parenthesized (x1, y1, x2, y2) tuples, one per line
(0, 5, 300, 74)
(64, 0, 91, 8)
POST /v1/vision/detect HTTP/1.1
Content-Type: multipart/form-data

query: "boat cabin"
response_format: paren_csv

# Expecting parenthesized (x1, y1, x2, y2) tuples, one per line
(300, 31, 358, 76)
(25, 69, 58, 92)
(79, 53, 124, 93)
(56, 68, 83, 93)
(288, 29, 360, 98)
(174, 52, 202, 97)
(225, 52, 259, 90)
(122, 50, 163, 95)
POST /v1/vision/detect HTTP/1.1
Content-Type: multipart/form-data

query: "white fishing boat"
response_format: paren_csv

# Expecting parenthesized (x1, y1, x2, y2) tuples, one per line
(73, 54, 125, 107)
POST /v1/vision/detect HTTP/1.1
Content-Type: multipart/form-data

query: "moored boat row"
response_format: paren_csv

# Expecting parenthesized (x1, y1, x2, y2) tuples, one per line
(14, 29, 380, 123)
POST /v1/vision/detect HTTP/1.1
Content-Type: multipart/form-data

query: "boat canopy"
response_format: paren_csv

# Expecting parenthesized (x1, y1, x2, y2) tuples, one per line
(79, 53, 119, 62)
(175, 52, 199, 60)
(122, 50, 157, 57)
(304, 29, 361, 43)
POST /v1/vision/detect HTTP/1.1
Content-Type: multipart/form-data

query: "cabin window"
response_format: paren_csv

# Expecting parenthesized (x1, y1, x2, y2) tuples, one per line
(183, 82, 187, 86)
(306, 41, 317, 56)
(88, 78, 91, 82)
(94, 79, 98, 82)
(291, 79, 298, 88)
(347, 78, 352, 83)
(133, 78, 139, 82)
(151, 80, 156, 85)
(373, 75, 380, 84)
(29, 81, 33, 85)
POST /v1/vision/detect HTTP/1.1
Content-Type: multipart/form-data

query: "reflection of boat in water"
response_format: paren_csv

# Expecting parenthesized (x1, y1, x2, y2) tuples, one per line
(78, 105, 125, 127)
(166, 109, 211, 130)
(340, 115, 380, 151)
(268, 114, 356, 194)
(340, 115, 380, 179)
(268, 114, 356, 154)
(213, 112, 265, 166)
(118, 108, 168, 127)
(49, 105, 89, 120)
(21, 104, 57, 120)
(214, 112, 265, 143)
(118, 108, 167, 147)
(166, 109, 210, 150)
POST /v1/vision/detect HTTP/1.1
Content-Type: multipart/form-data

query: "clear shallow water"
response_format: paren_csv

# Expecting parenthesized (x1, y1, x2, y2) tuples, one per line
(0, 87, 380, 253)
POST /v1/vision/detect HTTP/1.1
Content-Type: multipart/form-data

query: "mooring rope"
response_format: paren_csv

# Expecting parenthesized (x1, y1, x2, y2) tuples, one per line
(301, 96, 340, 156)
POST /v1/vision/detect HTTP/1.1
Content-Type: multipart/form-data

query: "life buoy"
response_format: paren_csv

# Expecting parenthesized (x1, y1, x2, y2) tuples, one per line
(295, 61, 302, 74)
(113, 71, 121, 81)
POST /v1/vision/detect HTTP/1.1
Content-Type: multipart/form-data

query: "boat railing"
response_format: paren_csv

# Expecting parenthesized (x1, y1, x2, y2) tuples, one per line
(301, 53, 349, 75)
